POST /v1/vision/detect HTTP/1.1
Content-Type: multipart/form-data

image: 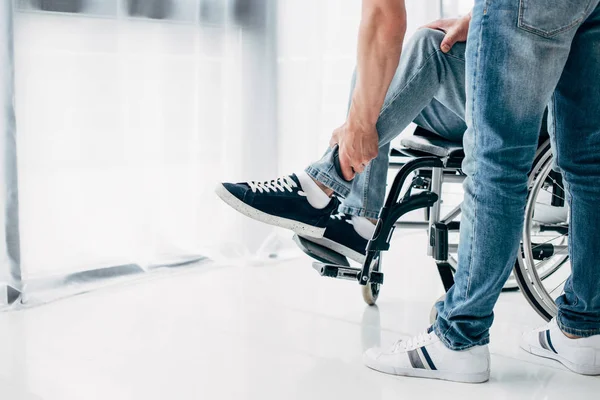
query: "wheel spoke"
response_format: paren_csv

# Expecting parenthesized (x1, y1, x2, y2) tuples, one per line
(547, 175, 566, 192)
(549, 277, 569, 297)
(541, 186, 566, 202)
(530, 234, 568, 251)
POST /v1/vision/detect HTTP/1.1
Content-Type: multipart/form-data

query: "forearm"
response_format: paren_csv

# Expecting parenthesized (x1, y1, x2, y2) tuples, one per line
(348, 2, 407, 128)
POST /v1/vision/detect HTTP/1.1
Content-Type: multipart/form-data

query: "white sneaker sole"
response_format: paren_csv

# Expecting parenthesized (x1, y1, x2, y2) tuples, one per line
(215, 183, 326, 238)
(298, 235, 366, 264)
(520, 343, 600, 376)
(363, 354, 490, 384)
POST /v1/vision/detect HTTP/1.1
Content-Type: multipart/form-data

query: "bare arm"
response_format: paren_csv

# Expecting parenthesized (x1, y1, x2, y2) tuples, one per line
(352, 0, 407, 127)
(334, 0, 407, 180)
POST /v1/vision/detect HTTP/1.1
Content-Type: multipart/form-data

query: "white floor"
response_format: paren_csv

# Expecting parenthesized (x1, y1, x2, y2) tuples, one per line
(1, 230, 599, 400)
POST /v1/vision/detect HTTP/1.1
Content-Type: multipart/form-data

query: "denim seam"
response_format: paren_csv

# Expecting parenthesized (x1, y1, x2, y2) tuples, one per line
(440, 323, 457, 348)
(566, 197, 578, 308)
(550, 95, 579, 308)
(550, 93, 559, 166)
(441, 53, 466, 63)
(445, 1, 485, 323)
(361, 163, 372, 213)
(464, 3, 488, 303)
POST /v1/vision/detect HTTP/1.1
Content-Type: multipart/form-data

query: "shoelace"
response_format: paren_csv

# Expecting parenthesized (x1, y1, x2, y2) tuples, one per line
(330, 212, 356, 227)
(392, 331, 433, 352)
(248, 175, 297, 194)
(330, 212, 347, 220)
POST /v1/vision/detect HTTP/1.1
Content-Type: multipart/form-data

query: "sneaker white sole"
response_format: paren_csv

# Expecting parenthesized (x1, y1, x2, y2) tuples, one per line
(215, 183, 326, 238)
(520, 343, 600, 376)
(298, 235, 366, 264)
(363, 354, 490, 384)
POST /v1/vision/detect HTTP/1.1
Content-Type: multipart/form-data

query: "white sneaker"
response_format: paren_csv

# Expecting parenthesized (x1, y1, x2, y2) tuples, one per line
(520, 318, 600, 375)
(363, 329, 491, 383)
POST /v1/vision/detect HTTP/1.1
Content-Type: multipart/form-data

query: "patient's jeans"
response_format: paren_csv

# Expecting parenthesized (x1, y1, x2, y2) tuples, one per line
(306, 28, 468, 219)
(433, 0, 600, 350)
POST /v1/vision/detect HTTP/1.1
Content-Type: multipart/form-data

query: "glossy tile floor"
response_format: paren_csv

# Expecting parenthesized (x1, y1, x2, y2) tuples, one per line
(1, 230, 599, 400)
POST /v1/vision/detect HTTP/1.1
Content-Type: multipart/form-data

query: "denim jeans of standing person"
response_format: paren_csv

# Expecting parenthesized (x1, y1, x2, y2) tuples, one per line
(308, 0, 600, 350)
(431, 0, 600, 350)
(307, 28, 468, 219)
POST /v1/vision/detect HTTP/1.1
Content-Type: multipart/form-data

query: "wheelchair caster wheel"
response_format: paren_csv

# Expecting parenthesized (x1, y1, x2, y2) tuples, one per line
(362, 253, 382, 306)
(429, 294, 445, 325)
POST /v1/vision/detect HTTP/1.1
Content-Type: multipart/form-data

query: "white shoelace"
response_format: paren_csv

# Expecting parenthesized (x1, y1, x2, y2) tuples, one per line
(393, 331, 433, 352)
(330, 212, 347, 221)
(248, 175, 298, 194)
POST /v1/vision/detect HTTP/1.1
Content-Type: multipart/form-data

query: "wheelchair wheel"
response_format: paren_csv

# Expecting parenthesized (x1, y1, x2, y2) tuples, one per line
(429, 294, 445, 325)
(515, 143, 569, 321)
(362, 252, 382, 306)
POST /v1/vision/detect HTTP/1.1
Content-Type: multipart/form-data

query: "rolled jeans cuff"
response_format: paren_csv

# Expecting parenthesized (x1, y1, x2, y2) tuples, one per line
(557, 311, 600, 338)
(433, 322, 490, 351)
(338, 204, 381, 220)
(305, 149, 353, 198)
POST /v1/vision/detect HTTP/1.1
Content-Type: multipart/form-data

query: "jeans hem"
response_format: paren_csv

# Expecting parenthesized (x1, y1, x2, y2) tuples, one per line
(305, 166, 351, 198)
(338, 205, 380, 220)
(433, 323, 490, 351)
(557, 313, 600, 337)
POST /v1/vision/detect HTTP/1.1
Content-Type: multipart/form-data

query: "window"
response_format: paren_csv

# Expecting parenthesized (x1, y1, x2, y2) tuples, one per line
(441, 0, 472, 17)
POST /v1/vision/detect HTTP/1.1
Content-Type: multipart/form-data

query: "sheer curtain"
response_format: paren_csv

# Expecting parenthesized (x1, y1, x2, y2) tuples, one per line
(0, 1, 20, 307)
(441, 0, 473, 17)
(6, 0, 279, 307)
(1, 0, 441, 309)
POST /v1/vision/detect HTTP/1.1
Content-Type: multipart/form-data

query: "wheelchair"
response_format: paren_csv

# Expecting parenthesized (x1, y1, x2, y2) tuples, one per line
(295, 124, 568, 323)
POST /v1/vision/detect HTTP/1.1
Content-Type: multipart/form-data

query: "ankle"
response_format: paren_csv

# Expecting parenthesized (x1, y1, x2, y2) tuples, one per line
(561, 329, 583, 339)
(352, 216, 377, 240)
(312, 177, 334, 197)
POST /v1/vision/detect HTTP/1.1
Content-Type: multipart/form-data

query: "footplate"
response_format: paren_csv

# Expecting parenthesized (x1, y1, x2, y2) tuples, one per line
(293, 235, 350, 267)
(312, 262, 384, 284)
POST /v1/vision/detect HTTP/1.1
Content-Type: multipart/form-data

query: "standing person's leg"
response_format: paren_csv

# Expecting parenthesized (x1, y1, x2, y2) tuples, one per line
(364, 0, 596, 382)
(521, 4, 600, 375)
(435, 0, 599, 351)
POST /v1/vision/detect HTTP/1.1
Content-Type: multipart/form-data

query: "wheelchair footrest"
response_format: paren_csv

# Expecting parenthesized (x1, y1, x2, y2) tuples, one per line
(293, 235, 350, 267)
(312, 262, 384, 284)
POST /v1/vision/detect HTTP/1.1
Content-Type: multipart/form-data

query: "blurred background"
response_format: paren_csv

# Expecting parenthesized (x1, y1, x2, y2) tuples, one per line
(5, 0, 471, 306)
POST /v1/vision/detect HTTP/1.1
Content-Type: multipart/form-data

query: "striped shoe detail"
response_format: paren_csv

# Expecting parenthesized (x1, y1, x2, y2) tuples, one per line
(407, 347, 437, 370)
(538, 331, 550, 351)
(539, 330, 558, 354)
(420, 346, 438, 370)
(408, 349, 425, 369)
(546, 330, 558, 354)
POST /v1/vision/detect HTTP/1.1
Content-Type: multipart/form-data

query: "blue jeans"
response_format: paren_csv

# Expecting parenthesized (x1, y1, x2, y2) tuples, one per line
(306, 28, 468, 219)
(434, 0, 600, 350)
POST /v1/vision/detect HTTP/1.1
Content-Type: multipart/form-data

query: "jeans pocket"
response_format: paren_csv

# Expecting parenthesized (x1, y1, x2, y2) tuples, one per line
(518, 0, 594, 38)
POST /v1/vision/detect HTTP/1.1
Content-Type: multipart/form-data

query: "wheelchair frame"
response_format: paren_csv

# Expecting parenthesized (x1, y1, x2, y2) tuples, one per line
(296, 127, 563, 319)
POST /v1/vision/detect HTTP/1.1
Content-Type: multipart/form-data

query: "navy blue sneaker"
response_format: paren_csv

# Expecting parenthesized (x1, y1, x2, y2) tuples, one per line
(215, 174, 338, 238)
(299, 212, 369, 263)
